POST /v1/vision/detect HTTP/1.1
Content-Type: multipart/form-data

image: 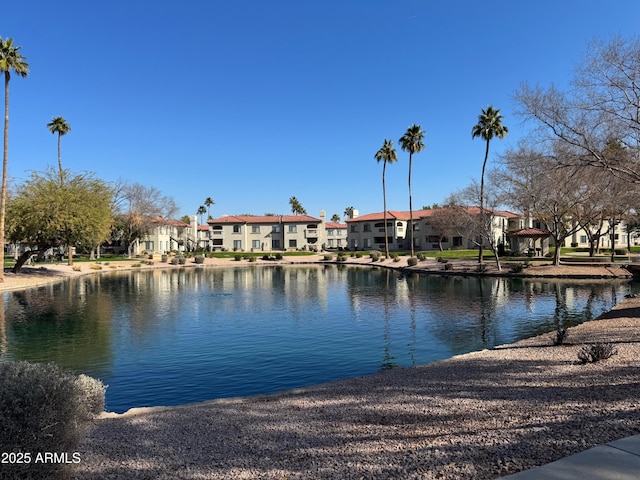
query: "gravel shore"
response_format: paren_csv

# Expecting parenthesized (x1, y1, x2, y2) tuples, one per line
(71, 296, 640, 479)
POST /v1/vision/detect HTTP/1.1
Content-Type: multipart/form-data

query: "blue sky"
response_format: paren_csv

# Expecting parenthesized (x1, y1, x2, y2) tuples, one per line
(4, 1, 640, 222)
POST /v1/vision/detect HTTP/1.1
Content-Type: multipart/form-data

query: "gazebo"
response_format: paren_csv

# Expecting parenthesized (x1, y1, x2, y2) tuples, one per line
(509, 228, 551, 256)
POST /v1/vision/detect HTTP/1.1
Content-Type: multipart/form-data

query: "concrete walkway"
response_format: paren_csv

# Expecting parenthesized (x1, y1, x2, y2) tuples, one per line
(500, 434, 640, 479)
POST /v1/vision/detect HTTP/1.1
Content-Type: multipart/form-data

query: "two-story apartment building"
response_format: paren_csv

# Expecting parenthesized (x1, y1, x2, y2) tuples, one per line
(324, 221, 348, 249)
(345, 210, 413, 251)
(345, 207, 537, 253)
(207, 211, 332, 251)
(134, 216, 194, 255)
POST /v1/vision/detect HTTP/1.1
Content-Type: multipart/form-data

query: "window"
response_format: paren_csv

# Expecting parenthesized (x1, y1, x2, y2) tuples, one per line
(252, 225, 260, 233)
(327, 229, 334, 236)
(233, 240, 242, 250)
(289, 239, 297, 248)
(580, 235, 587, 244)
(328, 239, 335, 247)
(145, 241, 154, 250)
(288, 225, 297, 233)
(350, 225, 358, 232)
(272, 225, 281, 233)
(272, 239, 281, 248)
(252, 240, 261, 249)
(233, 225, 241, 233)
(453, 236, 463, 247)
(363, 224, 371, 232)
(363, 238, 371, 248)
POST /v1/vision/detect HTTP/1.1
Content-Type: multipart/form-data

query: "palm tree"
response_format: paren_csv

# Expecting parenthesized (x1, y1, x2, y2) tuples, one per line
(472, 106, 508, 264)
(344, 206, 355, 219)
(330, 214, 341, 222)
(0, 37, 28, 283)
(399, 124, 425, 257)
(197, 205, 207, 225)
(374, 139, 398, 259)
(204, 197, 214, 219)
(289, 196, 306, 215)
(47, 116, 71, 184)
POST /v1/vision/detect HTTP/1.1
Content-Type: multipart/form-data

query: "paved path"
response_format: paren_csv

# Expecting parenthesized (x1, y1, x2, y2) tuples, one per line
(500, 434, 640, 479)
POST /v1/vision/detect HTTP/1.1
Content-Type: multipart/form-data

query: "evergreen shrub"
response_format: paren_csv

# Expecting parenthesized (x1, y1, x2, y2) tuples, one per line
(0, 361, 105, 480)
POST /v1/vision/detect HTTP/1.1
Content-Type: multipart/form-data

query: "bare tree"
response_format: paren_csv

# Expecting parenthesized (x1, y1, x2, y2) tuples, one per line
(111, 183, 178, 257)
(446, 182, 506, 271)
(496, 145, 592, 266)
(515, 36, 640, 183)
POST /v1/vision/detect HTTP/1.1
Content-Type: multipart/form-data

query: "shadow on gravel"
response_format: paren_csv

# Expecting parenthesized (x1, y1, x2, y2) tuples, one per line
(73, 353, 640, 480)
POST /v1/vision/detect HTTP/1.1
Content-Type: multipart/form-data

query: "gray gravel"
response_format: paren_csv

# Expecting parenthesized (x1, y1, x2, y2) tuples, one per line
(73, 298, 640, 479)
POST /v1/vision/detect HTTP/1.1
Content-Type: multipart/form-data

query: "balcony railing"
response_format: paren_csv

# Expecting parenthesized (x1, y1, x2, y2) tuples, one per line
(305, 229, 318, 238)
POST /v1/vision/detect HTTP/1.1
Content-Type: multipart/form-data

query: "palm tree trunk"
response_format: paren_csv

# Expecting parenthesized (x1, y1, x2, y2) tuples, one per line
(408, 153, 414, 257)
(478, 139, 490, 264)
(382, 160, 389, 258)
(0, 73, 10, 282)
(57, 133, 63, 185)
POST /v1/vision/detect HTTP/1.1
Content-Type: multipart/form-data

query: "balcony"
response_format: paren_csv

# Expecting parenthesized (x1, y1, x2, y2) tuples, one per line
(305, 229, 318, 239)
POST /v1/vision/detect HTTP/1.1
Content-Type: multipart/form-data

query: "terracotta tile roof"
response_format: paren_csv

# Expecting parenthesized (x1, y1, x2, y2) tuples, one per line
(346, 207, 522, 222)
(511, 228, 551, 237)
(325, 222, 347, 229)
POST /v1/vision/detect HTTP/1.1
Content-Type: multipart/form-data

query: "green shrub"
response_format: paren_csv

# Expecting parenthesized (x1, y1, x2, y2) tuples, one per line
(234, 254, 242, 261)
(171, 257, 180, 265)
(417, 252, 427, 261)
(370, 250, 381, 261)
(337, 254, 347, 262)
(355, 251, 363, 258)
(0, 361, 105, 480)
(509, 263, 524, 273)
(407, 257, 418, 266)
(578, 343, 618, 364)
(248, 256, 257, 262)
(262, 254, 270, 260)
(444, 263, 453, 270)
(275, 253, 283, 260)
(323, 253, 333, 261)
(194, 255, 205, 264)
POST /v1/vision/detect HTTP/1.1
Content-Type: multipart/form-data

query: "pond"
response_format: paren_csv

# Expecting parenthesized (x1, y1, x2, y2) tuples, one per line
(1, 265, 636, 413)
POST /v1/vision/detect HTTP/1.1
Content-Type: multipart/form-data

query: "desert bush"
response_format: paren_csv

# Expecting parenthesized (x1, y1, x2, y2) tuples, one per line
(407, 257, 418, 266)
(0, 361, 105, 480)
(355, 252, 362, 258)
(323, 253, 333, 261)
(370, 250, 381, 261)
(552, 327, 568, 346)
(89, 264, 102, 270)
(275, 253, 283, 260)
(131, 263, 142, 268)
(577, 342, 618, 364)
(417, 252, 427, 261)
(194, 255, 205, 264)
(234, 254, 242, 261)
(509, 263, 524, 273)
(444, 263, 453, 270)
(248, 256, 257, 262)
(393, 256, 401, 263)
(72, 265, 81, 271)
(337, 254, 347, 262)
(171, 257, 180, 264)
(262, 254, 270, 260)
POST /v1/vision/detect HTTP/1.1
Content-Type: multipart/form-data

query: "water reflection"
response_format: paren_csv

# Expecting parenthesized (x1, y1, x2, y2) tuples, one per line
(1, 266, 636, 412)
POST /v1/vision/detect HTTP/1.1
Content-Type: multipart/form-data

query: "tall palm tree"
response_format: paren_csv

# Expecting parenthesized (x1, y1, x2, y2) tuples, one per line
(0, 38, 28, 283)
(47, 116, 71, 184)
(472, 106, 508, 264)
(399, 124, 425, 257)
(197, 205, 207, 225)
(374, 139, 398, 259)
(204, 197, 214, 219)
